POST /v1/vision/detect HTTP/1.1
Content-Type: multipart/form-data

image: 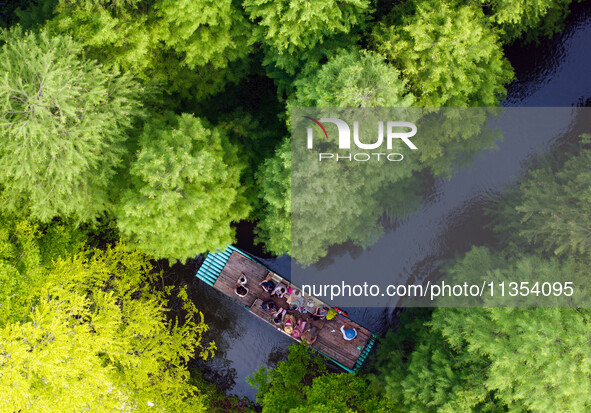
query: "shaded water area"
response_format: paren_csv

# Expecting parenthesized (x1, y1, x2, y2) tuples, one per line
(184, 2, 591, 399)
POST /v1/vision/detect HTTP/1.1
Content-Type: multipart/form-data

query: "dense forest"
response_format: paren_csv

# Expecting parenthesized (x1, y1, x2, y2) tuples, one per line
(0, 0, 589, 411)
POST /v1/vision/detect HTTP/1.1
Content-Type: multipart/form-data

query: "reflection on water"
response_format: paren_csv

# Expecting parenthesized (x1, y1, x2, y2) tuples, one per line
(504, 1, 591, 106)
(189, 1, 591, 399)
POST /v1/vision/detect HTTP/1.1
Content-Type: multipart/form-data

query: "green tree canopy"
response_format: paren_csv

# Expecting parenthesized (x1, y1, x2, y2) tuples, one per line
(0, 213, 86, 324)
(244, 0, 371, 74)
(249, 343, 394, 413)
(0, 244, 215, 412)
(283, 48, 416, 264)
(372, 0, 514, 106)
(492, 135, 591, 259)
(155, 0, 252, 69)
(48, 0, 253, 99)
(431, 305, 591, 412)
(255, 137, 291, 256)
(371, 310, 500, 412)
(373, 302, 591, 412)
(116, 113, 250, 262)
(0, 28, 144, 222)
(290, 49, 414, 107)
(480, 0, 574, 43)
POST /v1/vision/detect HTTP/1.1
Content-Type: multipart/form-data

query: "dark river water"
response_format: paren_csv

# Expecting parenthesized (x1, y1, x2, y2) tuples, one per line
(183, 2, 591, 400)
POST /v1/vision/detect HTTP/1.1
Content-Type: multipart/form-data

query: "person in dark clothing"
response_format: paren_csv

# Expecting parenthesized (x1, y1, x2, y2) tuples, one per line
(311, 306, 328, 321)
(272, 308, 287, 325)
(261, 300, 278, 313)
(259, 273, 276, 293)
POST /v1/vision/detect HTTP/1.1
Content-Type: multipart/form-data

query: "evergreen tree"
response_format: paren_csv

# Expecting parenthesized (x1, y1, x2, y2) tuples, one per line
(492, 135, 591, 259)
(372, 0, 514, 106)
(0, 244, 215, 412)
(480, 0, 574, 43)
(155, 0, 252, 69)
(0, 28, 144, 222)
(249, 343, 394, 413)
(373, 302, 591, 412)
(431, 306, 591, 412)
(255, 137, 291, 256)
(284, 50, 417, 263)
(371, 310, 500, 412)
(291, 48, 414, 107)
(243, 0, 371, 74)
(0, 213, 86, 324)
(48, 0, 253, 99)
(116, 113, 250, 262)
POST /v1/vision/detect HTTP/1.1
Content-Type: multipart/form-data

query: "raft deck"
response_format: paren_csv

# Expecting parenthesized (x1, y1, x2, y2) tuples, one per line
(196, 246, 376, 372)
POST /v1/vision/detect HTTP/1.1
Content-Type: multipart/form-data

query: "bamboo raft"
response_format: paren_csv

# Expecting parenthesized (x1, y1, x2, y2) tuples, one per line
(195, 245, 376, 373)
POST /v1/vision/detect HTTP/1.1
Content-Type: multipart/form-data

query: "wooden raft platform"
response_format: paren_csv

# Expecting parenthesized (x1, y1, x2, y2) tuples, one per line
(198, 247, 376, 372)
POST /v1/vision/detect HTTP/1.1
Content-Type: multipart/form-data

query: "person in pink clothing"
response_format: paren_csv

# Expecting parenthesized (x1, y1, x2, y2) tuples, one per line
(291, 318, 307, 339)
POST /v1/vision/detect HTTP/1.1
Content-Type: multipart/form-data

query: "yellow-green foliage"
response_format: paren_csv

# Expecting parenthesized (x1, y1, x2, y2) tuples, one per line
(0, 243, 215, 412)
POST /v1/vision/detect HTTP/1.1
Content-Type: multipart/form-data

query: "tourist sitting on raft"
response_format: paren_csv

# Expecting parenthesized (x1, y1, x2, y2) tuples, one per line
(301, 326, 318, 345)
(258, 273, 276, 294)
(291, 319, 307, 340)
(271, 283, 288, 298)
(286, 288, 304, 309)
(272, 308, 287, 325)
(283, 313, 296, 334)
(261, 300, 278, 313)
(234, 272, 248, 297)
(311, 305, 328, 321)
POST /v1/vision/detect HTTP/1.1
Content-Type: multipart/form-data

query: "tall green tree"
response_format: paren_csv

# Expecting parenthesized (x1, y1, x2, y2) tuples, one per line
(373, 302, 591, 412)
(479, 0, 574, 43)
(290, 49, 414, 107)
(372, 0, 514, 106)
(155, 0, 252, 69)
(431, 305, 591, 412)
(243, 0, 371, 74)
(371, 310, 500, 412)
(0, 28, 144, 222)
(116, 113, 250, 262)
(248, 343, 327, 412)
(0, 244, 216, 412)
(492, 135, 591, 259)
(283, 50, 416, 264)
(288, 107, 499, 265)
(255, 137, 291, 256)
(48, 0, 253, 99)
(249, 343, 394, 413)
